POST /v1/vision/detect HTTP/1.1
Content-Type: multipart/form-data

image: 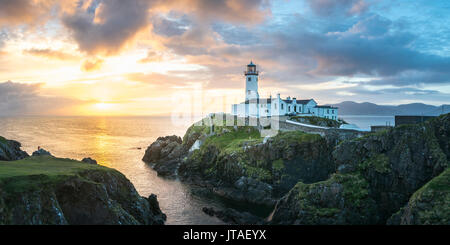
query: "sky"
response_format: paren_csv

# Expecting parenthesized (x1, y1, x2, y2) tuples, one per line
(0, 0, 449, 116)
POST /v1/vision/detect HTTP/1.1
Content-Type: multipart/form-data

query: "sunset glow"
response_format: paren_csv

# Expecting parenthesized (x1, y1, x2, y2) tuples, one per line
(0, 0, 449, 116)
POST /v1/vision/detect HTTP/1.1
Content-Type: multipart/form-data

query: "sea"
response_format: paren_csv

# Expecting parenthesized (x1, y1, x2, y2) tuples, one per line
(0, 115, 393, 224)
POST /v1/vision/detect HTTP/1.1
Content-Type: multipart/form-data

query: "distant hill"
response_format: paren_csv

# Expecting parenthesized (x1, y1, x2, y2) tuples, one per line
(330, 101, 450, 116)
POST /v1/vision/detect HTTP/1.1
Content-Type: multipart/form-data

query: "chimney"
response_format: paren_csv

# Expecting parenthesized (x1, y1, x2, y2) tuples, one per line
(287, 96, 291, 100)
(293, 97, 296, 103)
(277, 93, 281, 99)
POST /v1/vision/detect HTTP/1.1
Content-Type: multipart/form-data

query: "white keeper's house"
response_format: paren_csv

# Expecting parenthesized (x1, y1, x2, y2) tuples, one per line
(231, 62, 339, 120)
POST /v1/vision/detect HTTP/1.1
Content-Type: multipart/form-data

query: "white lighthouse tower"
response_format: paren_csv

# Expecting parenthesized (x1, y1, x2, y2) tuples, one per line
(245, 61, 259, 101)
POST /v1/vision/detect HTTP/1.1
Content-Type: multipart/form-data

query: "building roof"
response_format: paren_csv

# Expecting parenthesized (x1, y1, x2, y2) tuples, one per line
(296, 99, 313, 104)
(247, 61, 256, 67)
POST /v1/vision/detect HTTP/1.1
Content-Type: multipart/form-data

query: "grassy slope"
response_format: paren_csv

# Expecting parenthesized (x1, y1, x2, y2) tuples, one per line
(202, 127, 262, 154)
(0, 155, 114, 192)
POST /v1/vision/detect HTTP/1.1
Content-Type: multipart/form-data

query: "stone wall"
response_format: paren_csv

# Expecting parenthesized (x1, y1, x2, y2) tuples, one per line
(278, 120, 368, 141)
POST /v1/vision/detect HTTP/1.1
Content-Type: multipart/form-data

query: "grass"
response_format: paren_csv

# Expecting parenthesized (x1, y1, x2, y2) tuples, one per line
(201, 126, 262, 154)
(411, 168, 450, 199)
(272, 159, 285, 171)
(0, 136, 7, 144)
(359, 154, 391, 173)
(0, 155, 114, 192)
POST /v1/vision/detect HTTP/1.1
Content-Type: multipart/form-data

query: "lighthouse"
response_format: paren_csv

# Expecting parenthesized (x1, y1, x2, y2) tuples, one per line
(245, 61, 259, 101)
(231, 61, 339, 120)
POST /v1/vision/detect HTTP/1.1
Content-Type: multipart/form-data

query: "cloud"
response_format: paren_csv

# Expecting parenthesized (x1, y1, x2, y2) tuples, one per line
(0, 81, 83, 116)
(62, 0, 152, 55)
(23, 48, 79, 60)
(138, 50, 164, 63)
(81, 58, 104, 71)
(0, 0, 50, 27)
(152, 0, 271, 24)
(368, 71, 450, 87)
(306, 0, 369, 17)
(151, 14, 191, 37)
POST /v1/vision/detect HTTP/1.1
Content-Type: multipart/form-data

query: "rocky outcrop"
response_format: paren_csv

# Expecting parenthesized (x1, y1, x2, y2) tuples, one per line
(0, 136, 28, 161)
(387, 168, 449, 225)
(32, 148, 53, 157)
(178, 130, 336, 207)
(0, 156, 166, 225)
(269, 113, 449, 225)
(82, 157, 97, 165)
(142, 135, 185, 178)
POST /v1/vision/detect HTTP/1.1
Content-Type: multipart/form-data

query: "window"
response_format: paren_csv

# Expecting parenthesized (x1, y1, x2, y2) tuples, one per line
(274, 103, 277, 109)
(294, 106, 296, 112)
(248, 77, 251, 81)
(327, 109, 329, 114)
(281, 104, 284, 110)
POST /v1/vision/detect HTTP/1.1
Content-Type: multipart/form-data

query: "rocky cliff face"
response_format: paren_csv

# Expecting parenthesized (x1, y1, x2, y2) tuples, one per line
(143, 121, 337, 208)
(178, 130, 336, 206)
(143, 114, 449, 225)
(142, 135, 185, 178)
(0, 141, 166, 225)
(270, 114, 449, 225)
(388, 168, 449, 225)
(0, 136, 29, 161)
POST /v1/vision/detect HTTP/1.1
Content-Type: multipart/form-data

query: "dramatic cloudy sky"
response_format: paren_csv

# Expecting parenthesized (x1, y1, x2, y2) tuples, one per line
(0, 0, 449, 116)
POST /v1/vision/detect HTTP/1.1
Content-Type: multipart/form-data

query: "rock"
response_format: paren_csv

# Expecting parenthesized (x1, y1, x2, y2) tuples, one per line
(0, 156, 166, 225)
(270, 113, 450, 225)
(142, 135, 185, 178)
(32, 148, 53, 157)
(178, 130, 336, 206)
(81, 157, 97, 165)
(0, 136, 29, 161)
(145, 194, 167, 225)
(201, 207, 264, 225)
(387, 168, 450, 225)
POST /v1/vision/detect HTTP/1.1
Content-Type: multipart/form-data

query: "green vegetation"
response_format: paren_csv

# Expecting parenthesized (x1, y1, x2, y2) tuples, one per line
(272, 159, 285, 171)
(405, 168, 450, 224)
(201, 126, 262, 154)
(411, 168, 449, 200)
(245, 165, 272, 182)
(0, 156, 114, 192)
(288, 172, 371, 224)
(337, 173, 370, 207)
(0, 136, 7, 144)
(359, 154, 391, 173)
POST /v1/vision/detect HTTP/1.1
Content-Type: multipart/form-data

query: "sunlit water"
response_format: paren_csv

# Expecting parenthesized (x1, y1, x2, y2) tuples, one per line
(0, 116, 225, 225)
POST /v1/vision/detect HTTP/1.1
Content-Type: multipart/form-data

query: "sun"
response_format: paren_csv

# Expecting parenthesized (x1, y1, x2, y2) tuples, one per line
(94, 102, 114, 110)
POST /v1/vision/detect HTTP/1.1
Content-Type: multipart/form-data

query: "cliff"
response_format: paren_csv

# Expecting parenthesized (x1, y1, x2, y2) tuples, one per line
(143, 119, 337, 208)
(269, 113, 449, 224)
(0, 136, 29, 161)
(143, 114, 449, 224)
(387, 168, 449, 225)
(0, 151, 166, 225)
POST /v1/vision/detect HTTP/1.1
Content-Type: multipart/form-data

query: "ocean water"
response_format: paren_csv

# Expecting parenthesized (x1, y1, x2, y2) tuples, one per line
(340, 115, 395, 130)
(0, 116, 225, 225)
